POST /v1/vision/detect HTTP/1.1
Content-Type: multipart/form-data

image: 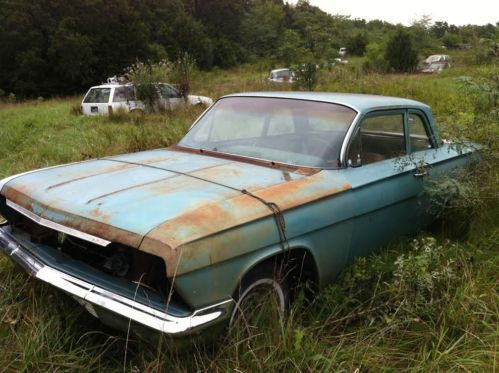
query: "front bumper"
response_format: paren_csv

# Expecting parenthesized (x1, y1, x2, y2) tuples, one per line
(0, 226, 234, 336)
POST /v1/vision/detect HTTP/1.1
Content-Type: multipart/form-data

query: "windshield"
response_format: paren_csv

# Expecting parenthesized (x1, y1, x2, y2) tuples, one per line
(179, 97, 357, 168)
(83, 88, 111, 103)
(272, 70, 292, 79)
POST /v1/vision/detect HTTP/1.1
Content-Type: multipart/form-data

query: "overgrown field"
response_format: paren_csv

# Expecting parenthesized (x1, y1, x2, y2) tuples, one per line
(0, 60, 497, 371)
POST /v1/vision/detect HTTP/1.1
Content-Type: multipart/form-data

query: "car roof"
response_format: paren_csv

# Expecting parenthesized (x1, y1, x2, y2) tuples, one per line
(88, 83, 133, 89)
(270, 68, 291, 73)
(222, 92, 430, 114)
(88, 82, 174, 89)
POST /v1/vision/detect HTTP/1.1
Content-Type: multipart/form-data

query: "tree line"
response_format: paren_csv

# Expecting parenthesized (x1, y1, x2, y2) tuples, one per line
(0, 0, 497, 98)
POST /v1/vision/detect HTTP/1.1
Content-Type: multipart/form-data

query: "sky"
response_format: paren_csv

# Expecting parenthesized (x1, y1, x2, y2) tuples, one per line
(285, 0, 498, 26)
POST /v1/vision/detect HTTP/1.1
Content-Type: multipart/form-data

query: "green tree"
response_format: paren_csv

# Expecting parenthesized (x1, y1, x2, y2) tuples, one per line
(47, 18, 94, 89)
(431, 21, 449, 38)
(410, 15, 439, 55)
(293, 62, 318, 91)
(277, 29, 307, 65)
(385, 28, 419, 72)
(240, 0, 285, 59)
(346, 31, 368, 56)
(442, 33, 462, 49)
(362, 42, 389, 72)
(213, 38, 239, 68)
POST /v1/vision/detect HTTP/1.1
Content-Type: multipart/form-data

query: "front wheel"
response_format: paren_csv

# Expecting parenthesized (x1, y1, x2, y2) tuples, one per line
(229, 262, 289, 332)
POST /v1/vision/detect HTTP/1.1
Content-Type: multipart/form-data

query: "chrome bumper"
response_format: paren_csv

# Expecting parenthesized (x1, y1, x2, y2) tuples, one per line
(0, 226, 234, 336)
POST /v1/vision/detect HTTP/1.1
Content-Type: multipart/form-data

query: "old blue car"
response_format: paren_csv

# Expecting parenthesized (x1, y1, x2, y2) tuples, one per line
(0, 92, 476, 337)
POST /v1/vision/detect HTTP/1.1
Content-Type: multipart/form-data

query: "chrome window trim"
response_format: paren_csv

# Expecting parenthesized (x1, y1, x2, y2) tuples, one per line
(6, 199, 111, 247)
(339, 111, 362, 167)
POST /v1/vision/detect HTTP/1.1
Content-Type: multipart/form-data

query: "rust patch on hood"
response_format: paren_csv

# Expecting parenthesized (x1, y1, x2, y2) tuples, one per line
(88, 207, 112, 223)
(3, 185, 143, 248)
(140, 172, 352, 275)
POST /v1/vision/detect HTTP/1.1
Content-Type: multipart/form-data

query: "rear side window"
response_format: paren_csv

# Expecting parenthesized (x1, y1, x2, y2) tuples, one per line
(158, 84, 180, 98)
(408, 114, 431, 152)
(112, 86, 136, 102)
(83, 88, 111, 103)
(362, 114, 404, 135)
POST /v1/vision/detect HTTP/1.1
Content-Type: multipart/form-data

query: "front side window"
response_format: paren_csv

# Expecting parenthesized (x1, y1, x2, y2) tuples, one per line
(350, 113, 406, 165)
(179, 97, 357, 168)
(83, 88, 111, 103)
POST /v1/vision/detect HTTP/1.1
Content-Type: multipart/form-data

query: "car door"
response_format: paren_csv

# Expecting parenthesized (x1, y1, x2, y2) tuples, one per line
(405, 109, 472, 225)
(82, 87, 112, 115)
(111, 86, 130, 112)
(158, 84, 183, 110)
(343, 109, 435, 261)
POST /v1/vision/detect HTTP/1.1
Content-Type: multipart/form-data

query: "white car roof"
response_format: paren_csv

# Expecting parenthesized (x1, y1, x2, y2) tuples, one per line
(425, 55, 449, 63)
(270, 68, 291, 73)
(88, 83, 134, 89)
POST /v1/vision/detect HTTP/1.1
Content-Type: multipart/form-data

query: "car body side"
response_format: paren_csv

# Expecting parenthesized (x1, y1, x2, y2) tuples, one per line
(152, 101, 470, 309)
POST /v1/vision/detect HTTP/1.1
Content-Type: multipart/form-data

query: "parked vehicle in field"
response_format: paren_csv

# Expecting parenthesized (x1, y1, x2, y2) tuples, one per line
(323, 58, 349, 69)
(0, 92, 477, 338)
(334, 58, 349, 65)
(420, 54, 451, 73)
(81, 83, 213, 115)
(268, 68, 296, 83)
(338, 47, 347, 56)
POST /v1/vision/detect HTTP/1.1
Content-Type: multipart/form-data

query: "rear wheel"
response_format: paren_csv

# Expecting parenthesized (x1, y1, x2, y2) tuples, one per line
(428, 203, 474, 241)
(129, 108, 145, 116)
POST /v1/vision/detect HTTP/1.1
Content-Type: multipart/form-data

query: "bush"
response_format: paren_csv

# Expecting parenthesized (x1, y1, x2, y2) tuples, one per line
(362, 43, 389, 73)
(127, 60, 173, 112)
(442, 33, 462, 49)
(127, 56, 197, 112)
(346, 32, 368, 56)
(385, 28, 419, 72)
(170, 52, 196, 98)
(293, 63, 319, 91)
(69, 103, 82, 116)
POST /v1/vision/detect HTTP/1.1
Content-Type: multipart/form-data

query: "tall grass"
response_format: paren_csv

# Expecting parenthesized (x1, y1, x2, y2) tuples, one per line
(0, 57, 497, 371)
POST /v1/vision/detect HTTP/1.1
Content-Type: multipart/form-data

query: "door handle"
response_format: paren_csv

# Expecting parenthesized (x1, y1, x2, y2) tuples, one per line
(413, 171, 427, 177)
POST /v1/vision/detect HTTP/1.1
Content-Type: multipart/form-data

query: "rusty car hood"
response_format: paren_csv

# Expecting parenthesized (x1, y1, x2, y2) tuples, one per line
(1, 148, 352, 272)
(1, 149, 307, 244)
